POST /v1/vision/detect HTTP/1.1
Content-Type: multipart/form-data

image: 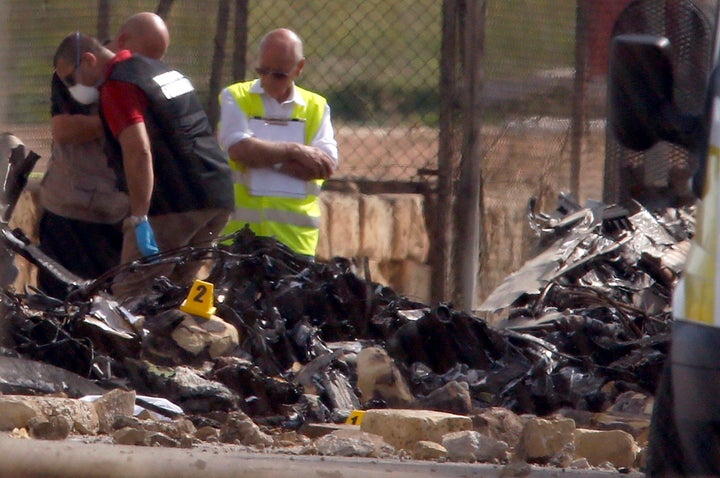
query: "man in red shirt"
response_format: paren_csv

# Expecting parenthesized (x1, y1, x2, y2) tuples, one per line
(52, 32, 234, 299)
(38, 13, 170, 299)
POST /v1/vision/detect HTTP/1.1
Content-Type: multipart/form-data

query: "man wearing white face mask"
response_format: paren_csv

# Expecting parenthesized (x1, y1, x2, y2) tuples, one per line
(38, 13, 169, 298)
(52, 31, 233, 300)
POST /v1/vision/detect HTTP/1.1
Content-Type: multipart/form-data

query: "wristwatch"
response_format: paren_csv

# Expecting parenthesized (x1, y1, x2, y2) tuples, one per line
(129, 215, 148, 226)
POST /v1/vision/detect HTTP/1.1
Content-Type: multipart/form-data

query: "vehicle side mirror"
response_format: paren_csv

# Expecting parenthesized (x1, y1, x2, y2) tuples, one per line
(608, 34, 700, 151)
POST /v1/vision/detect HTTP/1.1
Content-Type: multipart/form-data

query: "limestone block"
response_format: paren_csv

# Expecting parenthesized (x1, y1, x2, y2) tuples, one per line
(0, 395, 99, 434)
(574, 428, 639, 469)
(396, 260, 431, 303)
(171, 313, 240, 359)
(112, 415, 196, 440)
(90, 389, 136, 434)
(413, 440, 448, 460)
(406, 195, 429, 263)
(195, 425, 220, 442)
(359, 195, 393, 261)
(316, 196, 331, 261)
(113, 426, 148, 445)
(517, 416, 575, 462)
(320, 191, 429, 264)
(8, 186, 41, 239)
(219, 410, 273, 447)
(360, 409, 472, 451)
(379, 194, 429, 262)
(147, 431, 182, 447)
(592, 411, 650, 446)
(0, 399, 36, 430)
(377, 260, 431, 302)
(324, 192, 360, 259)
(441, 430, 509, 463)
(28, 414, 73, 440)
(471, 407, 523, 448)
(315, 428, 395, 458)
(9, 187, 41, 290)
(379, 194, 412, 260)
(366, 258, 390, 286)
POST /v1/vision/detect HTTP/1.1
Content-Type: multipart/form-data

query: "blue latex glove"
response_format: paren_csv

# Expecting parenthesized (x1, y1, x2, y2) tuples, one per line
(134, 219, 159, 256)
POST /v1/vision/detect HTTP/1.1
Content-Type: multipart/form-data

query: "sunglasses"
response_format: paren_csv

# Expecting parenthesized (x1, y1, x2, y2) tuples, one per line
(61, 31, 82, 87)
(255, 66, 292, 80)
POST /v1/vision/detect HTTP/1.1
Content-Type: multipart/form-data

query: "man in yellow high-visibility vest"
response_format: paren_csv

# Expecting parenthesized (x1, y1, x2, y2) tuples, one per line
(217, 28, 339, 258)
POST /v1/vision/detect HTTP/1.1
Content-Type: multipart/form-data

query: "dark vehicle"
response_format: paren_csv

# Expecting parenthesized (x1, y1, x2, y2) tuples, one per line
(608, 3, 720, 475)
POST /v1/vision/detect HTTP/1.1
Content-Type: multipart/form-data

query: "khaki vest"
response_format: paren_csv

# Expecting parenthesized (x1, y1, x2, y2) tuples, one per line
(40, 138, 129, 224)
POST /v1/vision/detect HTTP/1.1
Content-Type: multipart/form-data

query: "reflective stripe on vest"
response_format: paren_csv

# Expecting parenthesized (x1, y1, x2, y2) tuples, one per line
(230, 206, 320, 229)
(222, 81, 327, 255)
(231, 169, 322, 196)
(225, 181, 322, 256)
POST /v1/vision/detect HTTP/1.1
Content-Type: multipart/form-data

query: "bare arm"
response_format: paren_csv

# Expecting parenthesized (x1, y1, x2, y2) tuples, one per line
(227, 137, 335, 181)
(51, 114, 104, 144)
(118, 122, 154, 217)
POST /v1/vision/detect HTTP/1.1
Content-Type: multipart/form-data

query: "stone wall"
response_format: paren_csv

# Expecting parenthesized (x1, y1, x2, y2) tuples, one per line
(8, 187, 41, 292)
(318, 191, 431, 303)
(8, 186, 432, 303)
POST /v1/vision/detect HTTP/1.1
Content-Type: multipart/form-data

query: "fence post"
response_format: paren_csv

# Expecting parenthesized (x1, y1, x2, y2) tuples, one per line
(96, 0, 111, 42)
(232, 0, 250, 82)
(0, 1, 8, 124)
(570, 0, 589, 201)
(451, 0, 486, 312)
(155, 0, 175, 19)
(206, 0, 231, 128)
(432, 0, 460, 304)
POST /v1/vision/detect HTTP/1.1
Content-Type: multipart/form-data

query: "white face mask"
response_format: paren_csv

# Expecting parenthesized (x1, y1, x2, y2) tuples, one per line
(68, 84, 99, 105)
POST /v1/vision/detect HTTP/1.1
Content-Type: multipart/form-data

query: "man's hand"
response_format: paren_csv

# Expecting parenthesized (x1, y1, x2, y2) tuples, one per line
(227, 137, 336, 181)
(134, 218, 159, 256)
(282, 144, 335, 181)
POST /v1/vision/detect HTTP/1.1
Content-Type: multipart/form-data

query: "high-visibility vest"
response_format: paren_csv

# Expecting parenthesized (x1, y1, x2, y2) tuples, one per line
(222, 81, 326, 256)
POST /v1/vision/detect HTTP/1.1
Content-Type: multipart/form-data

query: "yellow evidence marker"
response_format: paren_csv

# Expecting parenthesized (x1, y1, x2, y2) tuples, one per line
(180, 279, 217, 319)
(345, 410, 365, 426)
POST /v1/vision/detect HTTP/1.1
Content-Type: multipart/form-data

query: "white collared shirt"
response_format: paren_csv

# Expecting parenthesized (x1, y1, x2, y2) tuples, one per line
(217, 79, 338, 168)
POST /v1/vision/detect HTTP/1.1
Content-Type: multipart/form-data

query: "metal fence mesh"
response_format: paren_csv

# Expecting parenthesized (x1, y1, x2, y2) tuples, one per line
(1, 0, 707, 302)
(238, 1, 443, 183)
(1, 0, 442, 184)
(603, 0, 714, 207)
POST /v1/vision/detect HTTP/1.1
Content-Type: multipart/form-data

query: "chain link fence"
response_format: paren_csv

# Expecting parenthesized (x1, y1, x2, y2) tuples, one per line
(1, 0, 442, 184)
(2, 0, 698, 303)
(603, 0, 715, 207)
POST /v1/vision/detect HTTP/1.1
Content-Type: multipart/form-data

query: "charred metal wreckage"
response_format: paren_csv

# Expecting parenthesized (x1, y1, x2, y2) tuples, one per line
(0, 134, 692, 431)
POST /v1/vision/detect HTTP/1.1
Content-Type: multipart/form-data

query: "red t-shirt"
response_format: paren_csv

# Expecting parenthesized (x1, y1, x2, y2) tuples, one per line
(100, 49, 149, 137)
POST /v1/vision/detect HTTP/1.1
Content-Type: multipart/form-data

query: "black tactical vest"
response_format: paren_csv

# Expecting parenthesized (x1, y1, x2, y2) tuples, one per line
(101, 55, 234, 215)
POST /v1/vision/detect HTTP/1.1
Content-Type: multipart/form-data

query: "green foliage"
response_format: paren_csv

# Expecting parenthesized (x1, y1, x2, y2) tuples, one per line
(485, 0, 575, 79)
(2, 0, 576, 125)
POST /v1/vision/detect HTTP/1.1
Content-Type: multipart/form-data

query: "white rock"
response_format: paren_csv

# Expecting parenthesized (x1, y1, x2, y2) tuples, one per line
(442, 430, 508, 463)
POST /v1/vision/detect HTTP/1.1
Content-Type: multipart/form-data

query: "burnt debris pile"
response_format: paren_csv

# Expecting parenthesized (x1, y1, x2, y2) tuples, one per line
(0, 197, 694, 427)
